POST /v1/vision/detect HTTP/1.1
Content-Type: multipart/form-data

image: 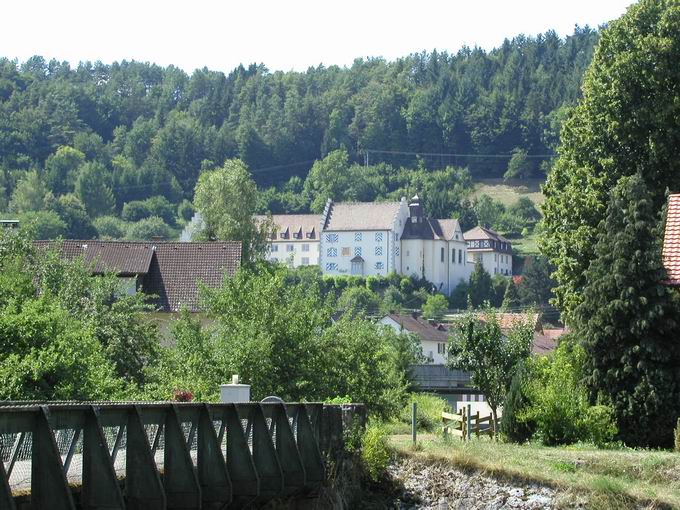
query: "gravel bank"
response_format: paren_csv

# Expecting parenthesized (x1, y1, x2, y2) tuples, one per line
(387, 457, 557, 509)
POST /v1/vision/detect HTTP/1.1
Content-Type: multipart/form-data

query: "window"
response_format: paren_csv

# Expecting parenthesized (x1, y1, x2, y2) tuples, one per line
(301, 257, 309, 265)
(395, 246, 400, 256)
(325, 263, 338, 271)
(452, 249, 456, 263)
(494, 267, 497, 274)
(327, 247, 337, 257)
(326, 234, 338, 243)
(302, 244, 309, 252)
(406, 250, 410, 257)
(395, 232, 399, 241)
(354, 246, 362, 257)
(375, 232, 383, 242)
(271, 244, 279, 252)
(287, 244, 294, 252)
(494, 253, 497, 262)
(437, 343, 447, 354)
(459, 249, 462, 264)
(354, 232, 362, 242)
(441, 247, 445, 262)
(341, 247, 350, 256)
(375, 262, 384, 270)
(375, 246, 383, 256)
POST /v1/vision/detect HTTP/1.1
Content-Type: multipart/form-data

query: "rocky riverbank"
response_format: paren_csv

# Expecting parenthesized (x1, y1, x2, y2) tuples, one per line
(386, 457, 557, 509)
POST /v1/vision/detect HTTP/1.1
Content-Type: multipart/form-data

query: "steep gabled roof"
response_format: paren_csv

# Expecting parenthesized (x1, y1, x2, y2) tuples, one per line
(663, 194, 680, 285)
(323, 201, 402, 231)
(34, 240, 242, 312)
(34, 240, 154, 276)
(255, 214, 320, 242)
(463, 226, 510, 243)
(144, 242, 241, 312)
(401, 218, 463, 241)
(384, 313, 450, 343)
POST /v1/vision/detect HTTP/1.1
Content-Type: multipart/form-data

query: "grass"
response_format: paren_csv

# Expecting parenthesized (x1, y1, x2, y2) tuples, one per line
(473, 178, 546, 207)
(510, 232, 540, 256)
(389, 434, 680, 509)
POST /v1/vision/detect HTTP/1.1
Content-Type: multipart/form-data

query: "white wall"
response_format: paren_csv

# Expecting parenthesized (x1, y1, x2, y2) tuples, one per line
(468, 250, 512, 276)
(400, 238, 472, 295)
(267, 241, 319, 267)
(321, 230, 393, 276)
(379, 316, 448, 365)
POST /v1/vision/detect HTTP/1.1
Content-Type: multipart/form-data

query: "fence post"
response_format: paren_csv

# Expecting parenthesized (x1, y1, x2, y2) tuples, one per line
(466, 404, 472, 441)
(461, 406, 466, 441)
(411, 402, 417, 446)
(475, 411, 480, 438)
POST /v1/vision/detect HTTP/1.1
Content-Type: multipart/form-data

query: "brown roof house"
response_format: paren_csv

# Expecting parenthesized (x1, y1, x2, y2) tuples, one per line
(35, 240, 241, 337)
(464, 226, 513, 276)
(379, 313, 451, 364)
(663, 194, 680, 285)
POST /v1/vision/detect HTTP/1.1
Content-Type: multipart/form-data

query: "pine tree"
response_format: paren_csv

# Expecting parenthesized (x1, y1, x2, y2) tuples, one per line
(574, 174, 680, 447)
(502, 278, 520, 311)
(468, 262, 493, 308)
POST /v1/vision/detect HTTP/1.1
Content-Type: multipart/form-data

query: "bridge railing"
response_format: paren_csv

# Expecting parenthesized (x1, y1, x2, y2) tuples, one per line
(0, 401, 366, 510)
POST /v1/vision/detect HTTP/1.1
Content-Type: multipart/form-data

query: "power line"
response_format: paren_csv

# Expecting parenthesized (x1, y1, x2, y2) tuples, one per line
(365, 149, 557, 159)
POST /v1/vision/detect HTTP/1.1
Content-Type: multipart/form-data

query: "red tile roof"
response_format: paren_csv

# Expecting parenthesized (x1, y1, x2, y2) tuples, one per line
(663, 194, 680, 285)
(532, 328, 568, 355)
(479, 312, 541, 332)
(34, 240, 241, 312)
(323, 201, 402, 231)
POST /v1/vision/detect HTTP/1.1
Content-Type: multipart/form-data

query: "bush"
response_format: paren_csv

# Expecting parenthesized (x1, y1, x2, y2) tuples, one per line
(422, 293, 448, 320)
(121, 200, 151, 222)
(522, 340, 617, 446)
(501, 362, 535, 443)
(93, 215, 127, 239)
(399, 393, 450, 432)
(674, 418, 680, 453)
(126, 216, 174, 241)
(361, 422, 391, 482)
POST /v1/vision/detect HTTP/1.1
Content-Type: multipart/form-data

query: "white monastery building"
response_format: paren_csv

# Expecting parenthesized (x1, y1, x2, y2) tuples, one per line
(400, 195, 472, 294)
(463, 226, 513, 276)
(319, 198, 409, 277)
(257, 214, 320, 267)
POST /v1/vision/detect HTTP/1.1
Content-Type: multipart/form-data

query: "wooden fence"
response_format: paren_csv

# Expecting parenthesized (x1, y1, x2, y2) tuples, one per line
(442, 405, 500, 440)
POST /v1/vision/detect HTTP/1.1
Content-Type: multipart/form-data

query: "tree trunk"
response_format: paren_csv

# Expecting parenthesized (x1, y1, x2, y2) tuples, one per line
(491, 406, 498, 441)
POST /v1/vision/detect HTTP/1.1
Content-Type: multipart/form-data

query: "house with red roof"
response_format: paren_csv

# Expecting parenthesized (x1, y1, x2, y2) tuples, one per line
(662, 194, 680, 285)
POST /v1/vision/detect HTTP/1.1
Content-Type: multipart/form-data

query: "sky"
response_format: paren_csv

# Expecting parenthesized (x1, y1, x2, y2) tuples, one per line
(3, 0, 633, 73)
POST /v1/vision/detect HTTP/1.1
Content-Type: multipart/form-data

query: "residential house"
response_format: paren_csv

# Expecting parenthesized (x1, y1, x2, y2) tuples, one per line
(34, 240, 241, 316)
(463, 226, 513, 276)
(380, 312, 451, 364)
(319, 198, 409, 277)
(400, 195, 472, 294)
(662, 194, 680, 285)
(256, 214, 320, 267)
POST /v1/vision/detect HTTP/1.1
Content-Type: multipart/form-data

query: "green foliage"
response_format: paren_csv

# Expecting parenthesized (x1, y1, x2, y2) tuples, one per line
(422, 293, 448, 320)
(16, 210, 66, 239)
(675, 419, 680, 453)
(468, 262, 493, 308)
(574, 174, 680, 448)
(126, 216, 173, 241)
(76, 161, 115, 217)
(518, 256, 555, 306)
(178, 199, 195, 222)
(49, 193, 97, 238)
(194, 159, 269, 260)
(541, 0, 680, 318)
(502, 278, 520, 310)
(44, 146, 85, 195)
(501, 362, 535, 443)
(399, 393, 450, 432)
(360, 422, 391, 482)
(9, 170, 47, 213)
(93, 215, 128, 239)
(521, 340, 617, 447)
(504, 148, 532, 181)
(449, 308, 534, 429)
(337, 285, 382, 318)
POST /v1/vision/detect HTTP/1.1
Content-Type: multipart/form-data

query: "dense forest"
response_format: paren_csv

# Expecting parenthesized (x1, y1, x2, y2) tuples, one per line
(0, 27, 598, 238)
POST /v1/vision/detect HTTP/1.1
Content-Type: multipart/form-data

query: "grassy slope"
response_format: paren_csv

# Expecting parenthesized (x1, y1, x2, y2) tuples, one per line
(473, 178, 546, 207)
(390, 435, 680, 509)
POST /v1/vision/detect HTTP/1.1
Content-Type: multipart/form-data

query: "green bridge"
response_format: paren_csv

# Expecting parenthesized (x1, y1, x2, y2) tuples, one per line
(0, 401, 365, 509)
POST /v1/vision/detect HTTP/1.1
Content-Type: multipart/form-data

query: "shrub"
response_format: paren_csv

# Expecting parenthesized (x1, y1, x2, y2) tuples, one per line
(522, 340, 617, 446)
(366, 275, 380, 292)
(422, 293, 448, 320)
(675, 418, 680, 453)
(399, 393, 450, 432)
(93, 215, 127, 239)
(361, 422, 391, 482)
(501, 362, 535, 443)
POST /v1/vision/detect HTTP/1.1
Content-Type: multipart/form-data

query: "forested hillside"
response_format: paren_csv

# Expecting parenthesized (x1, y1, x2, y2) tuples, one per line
(0, 27, 598, 238)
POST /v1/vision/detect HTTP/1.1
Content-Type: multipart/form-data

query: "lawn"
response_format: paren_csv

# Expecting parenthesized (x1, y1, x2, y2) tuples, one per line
(390, 434, 680, 509)
(473, 178, 546, 207)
